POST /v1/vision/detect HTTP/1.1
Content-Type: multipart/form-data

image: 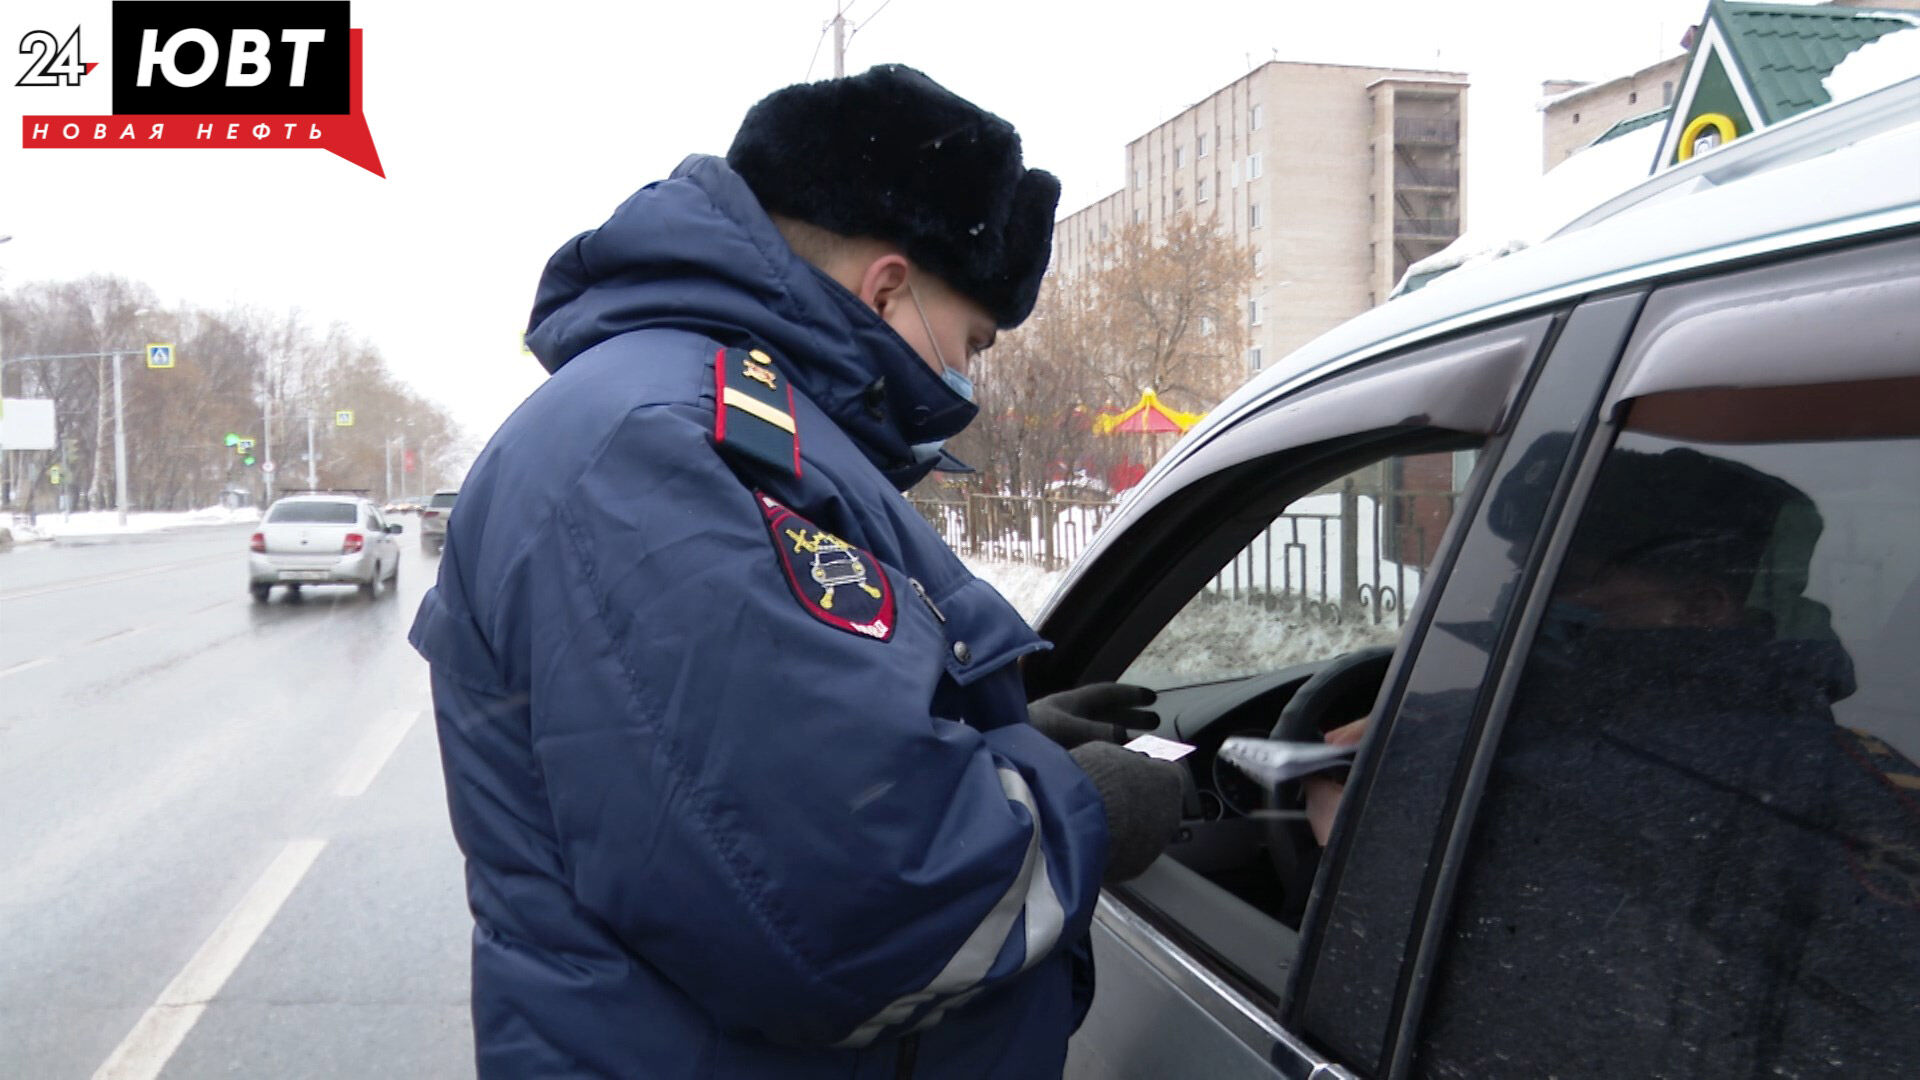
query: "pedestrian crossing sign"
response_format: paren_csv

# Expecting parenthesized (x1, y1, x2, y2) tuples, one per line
(335, 410, 354, 427)
(146, 343, 175, 369)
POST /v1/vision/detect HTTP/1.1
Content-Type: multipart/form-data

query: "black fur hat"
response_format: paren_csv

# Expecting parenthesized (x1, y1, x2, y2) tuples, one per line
(727, 64, 1060, 329)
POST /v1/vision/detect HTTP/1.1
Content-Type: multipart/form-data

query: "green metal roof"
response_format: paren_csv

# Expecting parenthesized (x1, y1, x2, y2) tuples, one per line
(1712, 1, 1915, 123)
(1590, 106, 1673, 146)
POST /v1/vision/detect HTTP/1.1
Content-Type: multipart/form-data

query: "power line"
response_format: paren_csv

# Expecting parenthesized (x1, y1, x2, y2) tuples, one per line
(846, 0, 893, 45)
(805, 21, 830, 80)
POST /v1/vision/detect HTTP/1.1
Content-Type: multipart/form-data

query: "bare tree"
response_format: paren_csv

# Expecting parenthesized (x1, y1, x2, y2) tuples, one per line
(947, 216, 1251, 498)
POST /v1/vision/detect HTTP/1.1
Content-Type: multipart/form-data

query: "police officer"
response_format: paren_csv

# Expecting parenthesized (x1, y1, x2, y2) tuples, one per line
(412, 65, 1186, 1078)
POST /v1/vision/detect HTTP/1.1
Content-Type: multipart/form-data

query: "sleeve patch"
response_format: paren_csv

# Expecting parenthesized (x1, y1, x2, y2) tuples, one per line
(757, 493, 895, 642)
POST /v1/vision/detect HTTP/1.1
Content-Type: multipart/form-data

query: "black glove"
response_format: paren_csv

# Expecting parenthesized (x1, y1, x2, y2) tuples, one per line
(1068, 741, 1185, 883)
(1028, 682, 1159, 749)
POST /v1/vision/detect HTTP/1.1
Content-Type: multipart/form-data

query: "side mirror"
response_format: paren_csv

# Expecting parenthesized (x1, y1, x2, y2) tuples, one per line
(387, 523, 404, 534)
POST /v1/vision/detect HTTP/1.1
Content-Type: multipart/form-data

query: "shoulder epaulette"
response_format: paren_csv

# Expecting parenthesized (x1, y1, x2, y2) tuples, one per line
(712, 346, 802, 479)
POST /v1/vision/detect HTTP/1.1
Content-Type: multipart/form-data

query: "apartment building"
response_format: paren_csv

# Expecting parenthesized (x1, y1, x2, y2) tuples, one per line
(1541, 55, 1690, 170)
(1054, 61, 1468, 381)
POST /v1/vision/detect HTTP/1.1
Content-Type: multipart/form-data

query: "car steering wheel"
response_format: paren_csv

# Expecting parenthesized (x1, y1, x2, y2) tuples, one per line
(1265, 644, 1396, 925)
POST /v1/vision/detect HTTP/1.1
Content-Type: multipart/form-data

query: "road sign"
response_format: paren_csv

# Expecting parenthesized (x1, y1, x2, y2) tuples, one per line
(335, 410, 354, 427)
(146, 343, 175, 369)
(238, 438, 255, 451)
(48, 464, 64, 485)
(261, 461, 276, 474)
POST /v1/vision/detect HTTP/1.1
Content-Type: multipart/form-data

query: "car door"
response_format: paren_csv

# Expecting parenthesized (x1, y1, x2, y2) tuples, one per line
(1041, 296, 1639, 1077)
(1400, 232, 1920, 1079)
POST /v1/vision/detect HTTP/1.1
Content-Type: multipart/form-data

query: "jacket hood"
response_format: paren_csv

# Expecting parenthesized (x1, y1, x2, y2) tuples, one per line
(524, 154, 977, 485)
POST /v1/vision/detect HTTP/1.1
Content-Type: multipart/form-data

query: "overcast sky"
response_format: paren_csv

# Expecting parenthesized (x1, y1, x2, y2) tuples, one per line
(1, 0, 1728, 448)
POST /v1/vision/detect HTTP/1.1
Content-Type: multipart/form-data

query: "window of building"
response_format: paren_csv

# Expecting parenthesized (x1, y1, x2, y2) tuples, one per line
(1247, 345, 1263, 373)
(1248, 297, 1262, 326)
(1250, 102, 1264, 131)
(1197, 132, 1208, 158)
(1252, 247, 1264, 273)
(1174, 145, 1185, 169)
(1100, 222, 1110, 240)
(1133, 208, 1143, 224)
(1663, 80, 1675, 105)
(1134, 166, 1143, 190)
(1247, 153, 1263, 180)
(1173, 187, 1184, 210)
(1628, 91, 1639, 105)
(1249, 202, 1262, 229)
(1572, 111, 1581, 124)
(1197, 178, 1209, 203)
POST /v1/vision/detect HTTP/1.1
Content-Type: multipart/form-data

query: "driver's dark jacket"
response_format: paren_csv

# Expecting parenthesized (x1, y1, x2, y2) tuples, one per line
(1422, 626, 1920, 1077)
(409, 155, 1107, 1078)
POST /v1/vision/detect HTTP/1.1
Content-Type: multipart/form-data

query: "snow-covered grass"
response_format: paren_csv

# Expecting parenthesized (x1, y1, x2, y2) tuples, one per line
(962, 552, 1405, 688)
(960, 555, 1066, 623)
(4, 504, 259, 543)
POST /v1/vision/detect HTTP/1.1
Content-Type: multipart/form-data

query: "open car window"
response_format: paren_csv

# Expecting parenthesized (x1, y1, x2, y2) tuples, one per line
(1123, 447, 1482, 688)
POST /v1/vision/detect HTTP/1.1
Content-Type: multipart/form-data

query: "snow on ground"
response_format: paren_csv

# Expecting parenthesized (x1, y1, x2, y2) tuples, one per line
(961, 555, 1066, 623)
(1124, 592, 1400, 687)
(4, 505, 260, 543)
(961, 552, 1405, 689)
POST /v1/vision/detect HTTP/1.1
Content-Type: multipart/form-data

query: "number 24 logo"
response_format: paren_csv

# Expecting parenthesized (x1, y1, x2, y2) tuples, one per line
(18, 28, 90, 88)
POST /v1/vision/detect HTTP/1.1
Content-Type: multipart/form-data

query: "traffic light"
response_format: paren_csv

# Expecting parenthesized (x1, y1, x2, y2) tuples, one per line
(243, 455, 256, 466)
(223, 432, 240, 447)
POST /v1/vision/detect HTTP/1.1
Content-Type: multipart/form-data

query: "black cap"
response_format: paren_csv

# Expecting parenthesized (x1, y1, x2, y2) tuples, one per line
(727, 64, 1060, 329)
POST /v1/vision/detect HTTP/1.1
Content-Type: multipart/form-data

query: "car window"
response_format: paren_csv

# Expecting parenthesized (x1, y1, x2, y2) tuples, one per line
(1416, 388, 1920, 1077)
(1122, 447, 1481, 688)
(267, 501, 357, 524)
(430, 493, 458, 509)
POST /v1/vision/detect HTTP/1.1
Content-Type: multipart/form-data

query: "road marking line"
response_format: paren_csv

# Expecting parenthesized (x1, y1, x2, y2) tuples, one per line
(0, 656, 53, 679)
(92, 839, 327, 1080)
(0, 552, 234, 602)
(333, 709, 422, 798)
(86, 626, 140, 646)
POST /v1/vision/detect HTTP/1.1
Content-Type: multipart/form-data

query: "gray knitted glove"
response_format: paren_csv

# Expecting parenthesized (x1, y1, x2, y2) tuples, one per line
(1028, 682, 1159, 749)
(1069, 741, 1185, 883)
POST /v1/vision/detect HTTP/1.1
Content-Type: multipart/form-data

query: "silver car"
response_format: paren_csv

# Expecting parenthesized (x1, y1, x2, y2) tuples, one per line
(419, 489, 458, 556)
(249, 494, 403, 601)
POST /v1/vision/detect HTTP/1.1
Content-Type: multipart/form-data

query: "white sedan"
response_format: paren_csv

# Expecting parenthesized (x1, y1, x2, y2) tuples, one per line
(249, 494, 403, 601)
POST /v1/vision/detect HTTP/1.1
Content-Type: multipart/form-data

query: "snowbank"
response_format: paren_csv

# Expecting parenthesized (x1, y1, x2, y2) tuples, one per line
(960, 555, 1066, 623)
(5, 504, 260, 542)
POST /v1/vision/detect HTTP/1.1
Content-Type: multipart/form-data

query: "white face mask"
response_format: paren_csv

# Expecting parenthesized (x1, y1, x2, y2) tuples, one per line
(906, 282, 974, 403)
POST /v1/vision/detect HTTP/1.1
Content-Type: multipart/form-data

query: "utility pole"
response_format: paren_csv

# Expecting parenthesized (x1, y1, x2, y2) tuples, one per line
(263, 398, 274, 502)
(384, 437, 392, 505)
(306, 411, 317, 489)
(832, 4, 846, 77)
(112, 352, 128, 526)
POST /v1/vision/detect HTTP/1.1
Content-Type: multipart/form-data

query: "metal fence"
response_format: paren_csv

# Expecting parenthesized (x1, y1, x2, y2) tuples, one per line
(914, 483, 1458, 627)
(909, 494, 1117, 571)
(1206, 486, 1460, 628)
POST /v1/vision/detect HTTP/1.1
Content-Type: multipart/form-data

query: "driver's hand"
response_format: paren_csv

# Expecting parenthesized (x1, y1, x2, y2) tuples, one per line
(1304, 717, 1369, 846)
(1028, 682, 1159, 749)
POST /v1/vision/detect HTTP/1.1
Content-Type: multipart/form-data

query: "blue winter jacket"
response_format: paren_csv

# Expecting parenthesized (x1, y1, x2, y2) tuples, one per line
(410, 155, 1110, 1078)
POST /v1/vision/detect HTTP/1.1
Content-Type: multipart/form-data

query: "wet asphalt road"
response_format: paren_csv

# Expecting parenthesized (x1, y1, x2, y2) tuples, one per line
(0, 522, 473, 1078)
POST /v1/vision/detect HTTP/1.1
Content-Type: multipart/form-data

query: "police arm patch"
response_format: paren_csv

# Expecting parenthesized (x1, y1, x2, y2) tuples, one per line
(757, 493, 894, 641)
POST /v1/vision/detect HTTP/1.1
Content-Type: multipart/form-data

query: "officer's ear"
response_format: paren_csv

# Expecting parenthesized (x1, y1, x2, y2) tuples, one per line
(856, 253, 912, 318)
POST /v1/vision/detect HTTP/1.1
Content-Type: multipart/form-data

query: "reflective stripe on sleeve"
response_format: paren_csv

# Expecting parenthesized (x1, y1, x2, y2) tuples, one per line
(832, 766, 1064, 1048)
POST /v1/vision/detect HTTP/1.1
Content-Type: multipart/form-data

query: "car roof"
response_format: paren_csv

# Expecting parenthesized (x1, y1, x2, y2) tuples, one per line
(270, 494, 371, 505)
(1157, 78, 1920, 487)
